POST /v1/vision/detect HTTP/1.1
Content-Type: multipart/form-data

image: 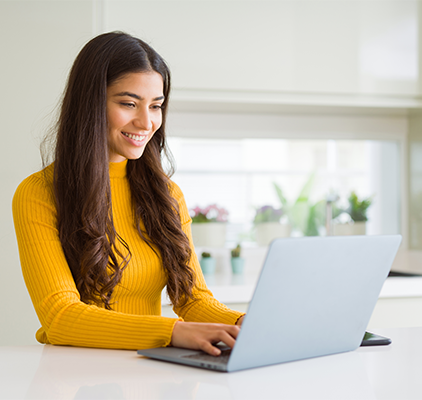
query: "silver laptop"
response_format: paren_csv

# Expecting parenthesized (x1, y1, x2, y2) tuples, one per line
(138, 235, 401, 372)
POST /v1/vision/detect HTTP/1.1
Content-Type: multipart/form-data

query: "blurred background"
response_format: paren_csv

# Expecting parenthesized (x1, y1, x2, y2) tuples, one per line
(1, 0, 422, 344)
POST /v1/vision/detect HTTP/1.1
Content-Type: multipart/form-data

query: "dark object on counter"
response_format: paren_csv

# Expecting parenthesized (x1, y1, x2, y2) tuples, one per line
(388, 270, 422, 277)
(361, 331, 391, 346)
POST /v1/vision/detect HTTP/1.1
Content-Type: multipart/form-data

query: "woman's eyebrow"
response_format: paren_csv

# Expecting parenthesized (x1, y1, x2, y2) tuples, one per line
(114, 91, 164, 101)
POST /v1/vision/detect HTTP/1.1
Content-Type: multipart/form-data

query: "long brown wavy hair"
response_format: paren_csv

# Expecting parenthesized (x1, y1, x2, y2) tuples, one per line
(47, 32, 195, 309)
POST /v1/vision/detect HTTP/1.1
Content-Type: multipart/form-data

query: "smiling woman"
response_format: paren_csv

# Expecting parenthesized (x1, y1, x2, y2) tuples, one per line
(12, 31, 244, 356)
(107, 72, 165, 162)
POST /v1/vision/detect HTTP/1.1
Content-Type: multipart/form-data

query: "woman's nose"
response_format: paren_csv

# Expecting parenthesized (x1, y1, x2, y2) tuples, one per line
(133, 109, 152, 131)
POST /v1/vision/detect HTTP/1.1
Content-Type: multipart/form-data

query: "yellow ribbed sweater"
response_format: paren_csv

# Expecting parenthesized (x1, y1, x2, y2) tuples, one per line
(12, 160, 243, 350)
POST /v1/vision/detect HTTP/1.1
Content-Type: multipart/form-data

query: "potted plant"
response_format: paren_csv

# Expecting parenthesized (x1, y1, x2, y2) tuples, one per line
(333, 192, 372, 235)
(199, 252, 216, 274)
(253, 205, 291, 246)
(230, 244, 245, 274)
(273, 173, 325, 237)
(189, 204, 229, 247)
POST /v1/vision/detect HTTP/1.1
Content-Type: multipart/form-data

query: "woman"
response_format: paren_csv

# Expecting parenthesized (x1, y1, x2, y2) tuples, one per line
(13, 31, 244, 356)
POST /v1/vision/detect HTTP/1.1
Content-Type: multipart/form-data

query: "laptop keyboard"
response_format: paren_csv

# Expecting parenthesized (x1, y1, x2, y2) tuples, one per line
(182, 349, 232, 364)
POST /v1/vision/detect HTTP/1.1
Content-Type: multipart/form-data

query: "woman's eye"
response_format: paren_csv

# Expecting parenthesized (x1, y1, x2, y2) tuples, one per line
(151, 104, 163, 110)
(121, 102, 135, 108)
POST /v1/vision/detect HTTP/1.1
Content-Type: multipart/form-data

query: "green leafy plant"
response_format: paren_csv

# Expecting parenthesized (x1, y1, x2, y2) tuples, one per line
(253, 205, 284, 224)
(201, 252, 211, 258)
(347, 192, 372, 222)
(231, 244, 241, 258)
(273, 173, 325, 236)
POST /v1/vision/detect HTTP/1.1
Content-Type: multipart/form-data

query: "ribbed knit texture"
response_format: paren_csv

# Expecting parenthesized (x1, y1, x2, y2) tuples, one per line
(12, 160, 243, 350)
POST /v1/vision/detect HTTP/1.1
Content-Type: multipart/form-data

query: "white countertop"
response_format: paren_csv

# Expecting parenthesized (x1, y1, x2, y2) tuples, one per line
(1, 327, 421, 400)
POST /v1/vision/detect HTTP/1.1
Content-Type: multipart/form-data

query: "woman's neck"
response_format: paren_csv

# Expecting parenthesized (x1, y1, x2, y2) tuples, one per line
(109, 159, 128, 178)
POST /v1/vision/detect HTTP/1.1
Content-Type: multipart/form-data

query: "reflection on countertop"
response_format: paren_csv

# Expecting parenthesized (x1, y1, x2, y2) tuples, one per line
(2, 327, 422, 400)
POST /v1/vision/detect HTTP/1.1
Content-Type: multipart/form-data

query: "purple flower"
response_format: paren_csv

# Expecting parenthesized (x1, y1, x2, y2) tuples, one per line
(254, 205, 284, 223)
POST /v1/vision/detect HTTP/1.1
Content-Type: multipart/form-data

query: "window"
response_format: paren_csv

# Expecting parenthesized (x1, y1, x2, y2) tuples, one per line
(168, 137, 401, 247)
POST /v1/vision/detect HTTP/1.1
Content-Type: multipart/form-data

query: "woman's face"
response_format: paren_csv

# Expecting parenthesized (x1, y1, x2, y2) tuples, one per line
(106, 71, 164, 163)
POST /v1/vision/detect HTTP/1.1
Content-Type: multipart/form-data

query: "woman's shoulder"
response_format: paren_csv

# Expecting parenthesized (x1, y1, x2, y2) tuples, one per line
(168, 180, 191, 224)
(13, 163, 55, 207)
(168, 180, 184, 200)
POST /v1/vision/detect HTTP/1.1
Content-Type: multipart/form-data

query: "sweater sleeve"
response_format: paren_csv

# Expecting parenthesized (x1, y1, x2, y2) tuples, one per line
(12, 172, 180, 350)
(170, 183, 245, 325)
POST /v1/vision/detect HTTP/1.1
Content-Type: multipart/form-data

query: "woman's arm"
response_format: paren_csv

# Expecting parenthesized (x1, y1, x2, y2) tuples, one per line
(13, 171, 179, 350)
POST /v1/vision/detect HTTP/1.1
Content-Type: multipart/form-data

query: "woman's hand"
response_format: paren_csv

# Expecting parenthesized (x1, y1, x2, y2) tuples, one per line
(170, 321, 240, 356)
(236, 315, 245, 326)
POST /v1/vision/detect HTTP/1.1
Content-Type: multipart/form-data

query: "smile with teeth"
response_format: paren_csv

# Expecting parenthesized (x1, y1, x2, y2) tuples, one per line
(122, 132, 147, 142)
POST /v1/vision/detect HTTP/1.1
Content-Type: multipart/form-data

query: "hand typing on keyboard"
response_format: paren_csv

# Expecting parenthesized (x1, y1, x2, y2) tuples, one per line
(170, 321, 241, 356)
(183, 348, 232, 363)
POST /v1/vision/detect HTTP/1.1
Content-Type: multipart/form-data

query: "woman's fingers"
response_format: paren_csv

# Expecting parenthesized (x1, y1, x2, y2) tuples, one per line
(171, 321, 240, 356)
(200, 341, 222, 356)
(216, 329, 237, 348)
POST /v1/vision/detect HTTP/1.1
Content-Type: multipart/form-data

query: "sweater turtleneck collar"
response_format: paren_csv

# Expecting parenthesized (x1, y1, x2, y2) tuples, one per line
(109, 159, 128, 178)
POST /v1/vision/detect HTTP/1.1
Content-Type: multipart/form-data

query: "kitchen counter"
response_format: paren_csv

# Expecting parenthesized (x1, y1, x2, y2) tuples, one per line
(2, 327, 421, 400)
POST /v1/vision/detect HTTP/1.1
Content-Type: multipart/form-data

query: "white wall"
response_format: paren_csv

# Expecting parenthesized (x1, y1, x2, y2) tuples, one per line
(0, 1, 95, 345)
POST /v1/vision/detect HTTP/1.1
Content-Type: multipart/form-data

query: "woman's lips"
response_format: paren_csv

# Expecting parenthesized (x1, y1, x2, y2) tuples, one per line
(121, 131, 148, 146)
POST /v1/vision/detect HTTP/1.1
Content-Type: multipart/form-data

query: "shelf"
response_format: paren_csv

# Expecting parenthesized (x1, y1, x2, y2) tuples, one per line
(169, 88, 422, 117)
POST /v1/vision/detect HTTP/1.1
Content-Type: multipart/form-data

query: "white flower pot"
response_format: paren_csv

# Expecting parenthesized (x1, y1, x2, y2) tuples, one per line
(191, 223, 227, 247)
(255, 222, 291, 246)
(333, 221, 366, 236)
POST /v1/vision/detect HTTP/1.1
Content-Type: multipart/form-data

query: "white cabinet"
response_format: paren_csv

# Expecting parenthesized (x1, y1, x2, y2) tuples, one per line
(104, 0, 420, 97)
